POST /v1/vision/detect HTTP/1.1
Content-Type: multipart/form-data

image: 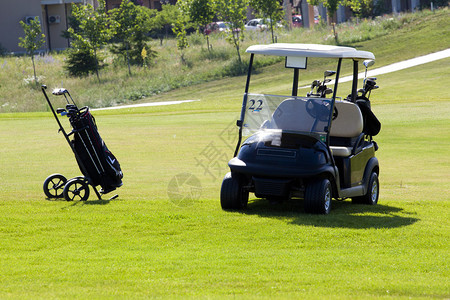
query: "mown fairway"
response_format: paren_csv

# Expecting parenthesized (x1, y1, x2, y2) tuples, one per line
(0, 10, 449, 299)
(0, 57, 449, 298)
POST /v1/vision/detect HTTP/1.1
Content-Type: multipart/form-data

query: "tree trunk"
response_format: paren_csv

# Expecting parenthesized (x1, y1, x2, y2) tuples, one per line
(126, 42, 132, 76)
(270, 19, 275, 43)
(94, 49, 100, 83)
(31, 54, 38, 86)
(235, 40, 241, 63)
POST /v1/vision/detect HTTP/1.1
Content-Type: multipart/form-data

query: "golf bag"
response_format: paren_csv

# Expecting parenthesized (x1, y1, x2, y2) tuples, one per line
(70, 108, 123, 193)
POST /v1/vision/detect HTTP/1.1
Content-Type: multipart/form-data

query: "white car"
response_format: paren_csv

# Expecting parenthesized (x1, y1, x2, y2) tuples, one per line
(245, 19, 267, 31)
(245, 18, 283, 31)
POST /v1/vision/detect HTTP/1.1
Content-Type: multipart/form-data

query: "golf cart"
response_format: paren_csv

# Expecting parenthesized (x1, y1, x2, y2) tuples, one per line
(220, 43, 381, 214)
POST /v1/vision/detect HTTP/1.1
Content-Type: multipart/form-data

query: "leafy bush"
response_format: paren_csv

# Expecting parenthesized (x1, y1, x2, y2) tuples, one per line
(199, 48, 231, 61)
(380, 17, 401, 31)
(222, 59, 249, 77)
(188, 32, 204, 46)
(110, 40, 157, 67)
(65, 47, 104, 77)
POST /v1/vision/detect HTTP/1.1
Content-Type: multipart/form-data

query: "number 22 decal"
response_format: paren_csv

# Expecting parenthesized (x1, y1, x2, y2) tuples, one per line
(248, 99, 263, 112)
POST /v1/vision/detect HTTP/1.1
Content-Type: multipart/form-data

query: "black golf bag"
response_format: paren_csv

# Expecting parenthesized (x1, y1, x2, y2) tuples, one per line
(42, 85, 123, 201)
(70, 108, 123, 193)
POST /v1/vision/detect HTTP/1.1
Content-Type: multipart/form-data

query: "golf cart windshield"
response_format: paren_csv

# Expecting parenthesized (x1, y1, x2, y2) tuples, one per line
(243, 94, 332, 141)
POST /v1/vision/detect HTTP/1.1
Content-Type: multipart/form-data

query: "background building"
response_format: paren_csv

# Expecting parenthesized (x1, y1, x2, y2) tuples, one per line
(0, 0, 98, 53)
(1, 0, 434, 53)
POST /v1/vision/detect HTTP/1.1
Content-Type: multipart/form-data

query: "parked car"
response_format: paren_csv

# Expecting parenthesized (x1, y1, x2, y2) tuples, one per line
(204, 22, 230, 35)
(245, 19, 265, 30)
(245, 18, 282, 31)
(292, 15, 302, 27)
(292, 15, 320, 27)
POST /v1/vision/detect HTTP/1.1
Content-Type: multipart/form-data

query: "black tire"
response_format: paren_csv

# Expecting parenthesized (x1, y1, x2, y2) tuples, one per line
(63, 178, 90, 201)
(352, 172, 379, 205)
(43, 174, 67, 199)
(304, 178, 332, 214)
(220, 172, 249, 210)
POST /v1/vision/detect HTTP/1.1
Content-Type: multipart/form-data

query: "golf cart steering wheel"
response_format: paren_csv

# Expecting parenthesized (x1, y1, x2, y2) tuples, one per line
(305, 99, 331, 122)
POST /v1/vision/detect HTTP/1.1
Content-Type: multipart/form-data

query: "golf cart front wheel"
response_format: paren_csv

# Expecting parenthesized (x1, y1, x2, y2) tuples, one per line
(304, 178, 332, 214)
(352, 172, 379, 205)
(43, 173, 67, 199)
(220, 172, 249, 210)
(63, 178, 90, 201)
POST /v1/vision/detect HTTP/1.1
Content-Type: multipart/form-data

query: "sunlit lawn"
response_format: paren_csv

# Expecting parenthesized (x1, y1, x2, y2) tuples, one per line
(0, 59, 449, 297)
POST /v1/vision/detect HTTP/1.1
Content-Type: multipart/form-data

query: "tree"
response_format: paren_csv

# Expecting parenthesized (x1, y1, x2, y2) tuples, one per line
(66, 0, 111, 81)
(18, 17, 45, 86)
(249, 0, 284, 43)
(180, 0, 215, 50)
(110, 0, 156, 75)
(152, 4, 178, 45)
(64, 43, 99, 77)
(343, 0, 374, 18)
(215, 0, 248, 63)
(308, 0, 341, 23)
(172, 4, 189, 64)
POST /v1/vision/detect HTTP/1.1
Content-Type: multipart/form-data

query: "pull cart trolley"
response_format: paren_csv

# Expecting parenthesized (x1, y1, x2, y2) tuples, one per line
(42, 85, 123, 201)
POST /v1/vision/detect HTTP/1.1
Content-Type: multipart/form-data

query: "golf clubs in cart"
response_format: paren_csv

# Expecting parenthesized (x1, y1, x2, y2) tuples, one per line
(220, 43, 381, 214)
(42, 85, 123, 201)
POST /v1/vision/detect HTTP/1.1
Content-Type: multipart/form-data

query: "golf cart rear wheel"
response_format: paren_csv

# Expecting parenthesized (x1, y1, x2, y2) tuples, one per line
(352, 172, 379, 205)
(304, 178, 332, 214)
(220, 172, 249, 210)
(43, 174, 67, 199)
(63, 178, 90, 201)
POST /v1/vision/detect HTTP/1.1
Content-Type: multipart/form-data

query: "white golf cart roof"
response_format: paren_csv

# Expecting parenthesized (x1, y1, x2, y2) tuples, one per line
(246, 43, 375, 60)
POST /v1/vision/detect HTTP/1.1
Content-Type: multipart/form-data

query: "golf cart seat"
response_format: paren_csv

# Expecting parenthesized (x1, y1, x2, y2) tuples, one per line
(266, 98, 313, 132)
(267, 98, 316, 132)
(329, 101, 364, 157)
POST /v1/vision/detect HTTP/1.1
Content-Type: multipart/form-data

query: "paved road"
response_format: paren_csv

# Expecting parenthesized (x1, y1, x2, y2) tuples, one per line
(93, 99, 199, 111)
(339, 48, 450, 83)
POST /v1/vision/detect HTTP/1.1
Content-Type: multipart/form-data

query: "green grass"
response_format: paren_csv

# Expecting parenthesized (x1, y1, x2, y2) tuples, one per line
(1, 103, 449, 298)
(0, 8, 448, 113)
(1, 61, 449, 298)
(0, 9, 449, 299)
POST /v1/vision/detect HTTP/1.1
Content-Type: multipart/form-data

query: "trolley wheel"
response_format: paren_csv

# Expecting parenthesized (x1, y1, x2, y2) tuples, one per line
(63, 178, 90, 201)
(43, 174, 67, 199)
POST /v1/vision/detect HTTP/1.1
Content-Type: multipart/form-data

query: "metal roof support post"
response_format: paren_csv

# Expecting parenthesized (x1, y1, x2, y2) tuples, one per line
(328, 58, 342, 141)
(244, 53, 254, 94)
(351, 60, 358, 102)
(292, 68, 299, 96)
(332, 58, 342, 100)
(234, 53, 254, 157)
